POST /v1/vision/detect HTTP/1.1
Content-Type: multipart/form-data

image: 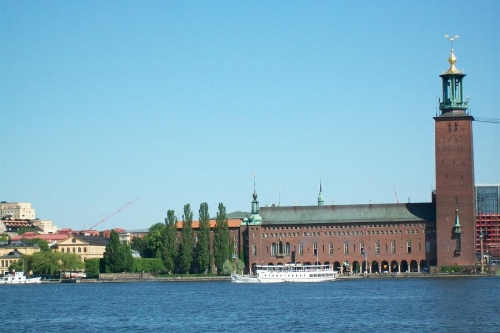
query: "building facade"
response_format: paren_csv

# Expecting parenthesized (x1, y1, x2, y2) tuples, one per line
(476, 185, 500, 260)
(52, 235, 110, 261)
(238, 44, 478, 274)
(239, 189, 436, 274)
(0, 240, 41, 271)
(0, 202, 35, 220)
(434, 46, 476, 267)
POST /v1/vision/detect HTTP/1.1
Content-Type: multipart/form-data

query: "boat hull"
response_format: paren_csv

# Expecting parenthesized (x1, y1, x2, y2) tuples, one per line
(0, 272, 41, 284)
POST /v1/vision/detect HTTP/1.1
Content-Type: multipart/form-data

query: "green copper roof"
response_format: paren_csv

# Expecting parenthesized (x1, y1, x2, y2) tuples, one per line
(260, 202, 435, 225)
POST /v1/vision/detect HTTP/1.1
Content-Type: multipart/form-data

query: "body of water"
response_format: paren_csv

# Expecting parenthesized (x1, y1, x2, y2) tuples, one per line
(2, 277, 499, 332)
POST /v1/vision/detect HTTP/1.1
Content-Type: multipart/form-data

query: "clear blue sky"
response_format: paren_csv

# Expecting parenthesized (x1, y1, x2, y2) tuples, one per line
(1, 1, 499, 231)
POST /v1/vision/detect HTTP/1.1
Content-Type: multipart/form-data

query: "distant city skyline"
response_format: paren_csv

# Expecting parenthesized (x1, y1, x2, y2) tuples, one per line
(1, 1, 498, 230)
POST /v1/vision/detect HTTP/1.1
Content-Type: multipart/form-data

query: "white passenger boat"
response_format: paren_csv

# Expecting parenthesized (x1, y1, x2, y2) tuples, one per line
(231, 264, 338, 283)
(0, 271, 41, 284)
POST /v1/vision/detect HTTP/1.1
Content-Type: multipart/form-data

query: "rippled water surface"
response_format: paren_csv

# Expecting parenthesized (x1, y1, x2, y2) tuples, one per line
(2, 277, 500, 332)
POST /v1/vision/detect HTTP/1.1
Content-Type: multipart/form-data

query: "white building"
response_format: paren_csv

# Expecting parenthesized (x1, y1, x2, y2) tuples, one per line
(32, 219, 58, 234)
(0, 202, 35, 220)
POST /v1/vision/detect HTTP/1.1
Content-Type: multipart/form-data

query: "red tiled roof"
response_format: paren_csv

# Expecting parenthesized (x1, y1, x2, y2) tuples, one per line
(3, 220, 31, 227)
(176, 219, 241, 229)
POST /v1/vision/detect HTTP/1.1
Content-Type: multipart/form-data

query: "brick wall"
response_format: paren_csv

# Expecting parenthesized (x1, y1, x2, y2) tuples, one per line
(434, 116, 476, 266)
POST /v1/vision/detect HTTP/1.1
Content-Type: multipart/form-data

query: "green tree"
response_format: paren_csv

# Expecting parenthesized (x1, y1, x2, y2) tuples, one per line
(178, 204, 194, 274)
(161, 210, 178, 273)
(131, 223, 166, 258)
(149, 222, 165, 233)
(145, 224, 165, 258)
(213, 203, 230, 275)
(27, 238, 50, 252)
(17, 227, 36, 235)
(10, 251, 84, 276)
(222, 259, 233, 275)
(196, 202, 211, 274)
(235, 258, 245, 274)
(130, 236, 147, 257)
(85, 259, 101, 278)
(132, 258, 165, 273)
(103, 229, 133, 273)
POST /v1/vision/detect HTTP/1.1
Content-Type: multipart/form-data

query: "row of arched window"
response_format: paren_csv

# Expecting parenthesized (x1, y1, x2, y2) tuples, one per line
(252, 239, 422, 257)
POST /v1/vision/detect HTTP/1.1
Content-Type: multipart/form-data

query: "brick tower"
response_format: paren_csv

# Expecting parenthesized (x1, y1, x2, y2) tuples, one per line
(434, 37, 476, 268)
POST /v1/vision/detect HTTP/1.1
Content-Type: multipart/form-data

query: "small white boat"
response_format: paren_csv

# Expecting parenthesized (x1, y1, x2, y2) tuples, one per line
(230, 274, 262, 283)
(231, 264, 338, 283)
(0, 271, 41, 284)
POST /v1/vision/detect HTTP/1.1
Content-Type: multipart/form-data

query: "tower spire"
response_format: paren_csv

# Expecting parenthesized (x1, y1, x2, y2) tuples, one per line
(439, 34, 468, 114)
(248, 172, 262, 225)
(318, 178, 324, 206)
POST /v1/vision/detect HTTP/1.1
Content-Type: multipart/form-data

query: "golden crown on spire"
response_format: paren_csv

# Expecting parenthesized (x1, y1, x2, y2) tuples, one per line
(444, 34, 462, 74)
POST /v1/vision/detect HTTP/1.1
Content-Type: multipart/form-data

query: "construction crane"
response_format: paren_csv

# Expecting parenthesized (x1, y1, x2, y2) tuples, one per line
(393, 186, 399, 204)
(474, 117, 500, 124)
(87, 197, 139, 231)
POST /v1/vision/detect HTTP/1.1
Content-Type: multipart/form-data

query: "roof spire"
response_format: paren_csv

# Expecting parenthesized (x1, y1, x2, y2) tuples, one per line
(444, 34, 461, 74)
(248, 171, 262, 225)
(439, 35, 468, 113)
(252, 171, 257, 200)
(318, 177, 324, 206)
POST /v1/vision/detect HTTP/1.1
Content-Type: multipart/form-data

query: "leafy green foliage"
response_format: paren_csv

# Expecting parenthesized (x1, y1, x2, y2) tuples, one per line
(16, 227, 36, 235)
(130, 236, 147, 257)
(27, 238, 50, 252)
(103, 230, 133, 273)
(440, 266, 463, 273)
(178, 204, 194, 274)
(234, 259, 245, 274)
(222, 259, 233, 275)
(10, 251, 84, 276)
(161, 210, 178, 273)
(196, 202, 211, 274)
(146, 227, 165, 258)
(213, 203, 230, 275)
(85, 259, 101, 278)
(131, 225, 165, 258)
(132, 258, 165, 273)
(149, 222, 166, 233)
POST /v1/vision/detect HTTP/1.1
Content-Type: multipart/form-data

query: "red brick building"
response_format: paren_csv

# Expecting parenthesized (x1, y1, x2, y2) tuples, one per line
(238, 44, 477, 274)
(434, 46, 476, 267)
(239, 189, 437, 274)
(476, 185, 500, 260)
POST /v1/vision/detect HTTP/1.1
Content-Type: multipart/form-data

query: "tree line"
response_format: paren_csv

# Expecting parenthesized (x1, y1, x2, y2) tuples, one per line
(8, 202, 243, 277)
(110, 202, 241, 275)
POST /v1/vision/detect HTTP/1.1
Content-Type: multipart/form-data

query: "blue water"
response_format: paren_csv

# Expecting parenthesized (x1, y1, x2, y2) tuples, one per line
(2, 277, 500, 332)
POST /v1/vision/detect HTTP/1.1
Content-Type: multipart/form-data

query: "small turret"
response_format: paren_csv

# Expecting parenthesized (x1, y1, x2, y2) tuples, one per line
(248, 173, 262, 225)
(318, 180, 324, 206)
